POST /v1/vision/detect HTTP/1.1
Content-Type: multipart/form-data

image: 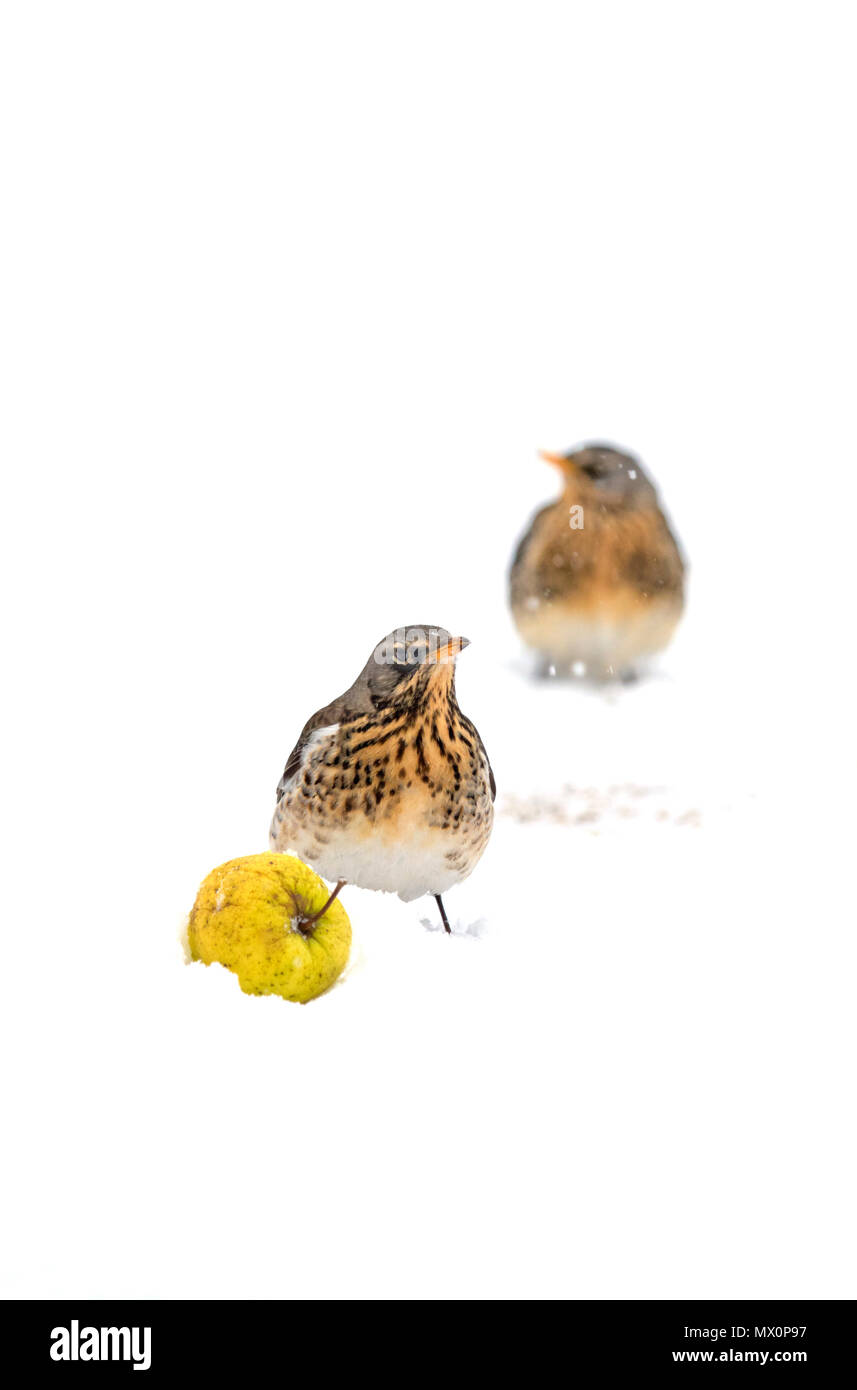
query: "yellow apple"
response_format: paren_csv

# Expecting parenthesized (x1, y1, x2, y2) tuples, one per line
(187, 853, 351, 1004)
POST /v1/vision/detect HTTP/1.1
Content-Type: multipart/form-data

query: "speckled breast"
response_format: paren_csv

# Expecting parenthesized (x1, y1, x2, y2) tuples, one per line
(269, 690, 494, 901)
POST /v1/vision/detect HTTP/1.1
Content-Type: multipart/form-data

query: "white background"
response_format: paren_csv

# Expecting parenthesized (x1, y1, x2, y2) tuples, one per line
(1, 1, 855, 1298)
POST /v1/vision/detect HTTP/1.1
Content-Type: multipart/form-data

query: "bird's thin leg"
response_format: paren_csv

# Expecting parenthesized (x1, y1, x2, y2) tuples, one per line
(301, 880, 347, 929)
(435, 894, 452, 934)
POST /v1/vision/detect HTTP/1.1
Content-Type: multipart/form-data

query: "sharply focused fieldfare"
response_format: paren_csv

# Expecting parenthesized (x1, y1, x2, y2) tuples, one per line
(270, 626, 495, 932)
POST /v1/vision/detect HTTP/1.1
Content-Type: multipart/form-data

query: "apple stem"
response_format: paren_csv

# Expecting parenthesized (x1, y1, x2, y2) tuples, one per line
(294, 879, 347, 934)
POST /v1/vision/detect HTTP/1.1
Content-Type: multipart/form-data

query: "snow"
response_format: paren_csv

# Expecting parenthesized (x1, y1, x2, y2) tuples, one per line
(2, 3, 856, 1302)
(5, 609, 853, 1299)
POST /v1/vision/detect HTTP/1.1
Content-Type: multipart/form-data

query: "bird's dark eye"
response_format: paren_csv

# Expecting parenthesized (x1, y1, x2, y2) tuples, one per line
(410, 643, 427, 663)
(583, 460, 609, 480)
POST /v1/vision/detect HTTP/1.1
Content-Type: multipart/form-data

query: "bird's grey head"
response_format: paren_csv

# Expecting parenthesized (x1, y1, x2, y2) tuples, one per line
(540, 443, 657, 506)
(360, 625, 470, 706)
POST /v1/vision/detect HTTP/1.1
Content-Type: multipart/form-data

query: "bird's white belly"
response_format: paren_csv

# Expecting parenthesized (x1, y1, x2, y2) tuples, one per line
(277, 821, 474, 902)
(517, 597, 682, 675)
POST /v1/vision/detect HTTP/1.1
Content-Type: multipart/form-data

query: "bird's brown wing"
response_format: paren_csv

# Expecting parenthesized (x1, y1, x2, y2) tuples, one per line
(482, 735, 497, 802)
(275, 679, 376, 802)
(621, 512, 685, 600)
(508, 502, 554, 602)
(276, 706, 330, 800)
(458, 713, 496, 803)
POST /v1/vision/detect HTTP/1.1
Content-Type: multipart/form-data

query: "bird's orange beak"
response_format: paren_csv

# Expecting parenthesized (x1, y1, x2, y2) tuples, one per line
(539, 449, 576, 472)
(434, 635, 470, 664)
